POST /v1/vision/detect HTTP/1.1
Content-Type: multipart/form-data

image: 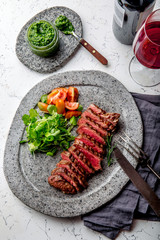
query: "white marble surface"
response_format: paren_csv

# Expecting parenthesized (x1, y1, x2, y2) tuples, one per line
(1, 0, 160, 239)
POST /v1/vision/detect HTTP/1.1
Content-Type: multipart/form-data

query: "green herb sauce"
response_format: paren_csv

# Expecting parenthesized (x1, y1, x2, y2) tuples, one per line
(27, 20, 55, 47)
(55, 15, 75, 34)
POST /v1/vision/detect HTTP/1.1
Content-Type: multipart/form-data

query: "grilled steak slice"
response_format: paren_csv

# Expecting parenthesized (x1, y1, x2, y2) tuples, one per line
(88, 104, 120, 129)
(73, 142, 102, 171)
(48, 175, 76, 194)
(51, 167, 83, 192)
(75, 134, 105, 154)
(77, 124, 106, 145)
(88, 104, 106, 115)
(57, 159, 88, 188)
(68, 146, 95, 174)
(74, 139, 103, 159)
(78, 117, 108, 137)
(100, 112, 120, 125)
(81, 110, 112, 129)
(61, 151, 86, 176)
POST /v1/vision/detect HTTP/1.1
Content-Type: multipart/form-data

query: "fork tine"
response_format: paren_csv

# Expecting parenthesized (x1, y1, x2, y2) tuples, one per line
(119, 135, 140, 157)
(147, 164, 160, 180)
(114, 140, 140, 162)
(122, 131, 148, 158)
(116, 132, 160, 180)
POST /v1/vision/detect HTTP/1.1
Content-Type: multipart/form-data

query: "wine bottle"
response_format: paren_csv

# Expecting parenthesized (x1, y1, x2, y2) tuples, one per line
(112, 0, 156, 45)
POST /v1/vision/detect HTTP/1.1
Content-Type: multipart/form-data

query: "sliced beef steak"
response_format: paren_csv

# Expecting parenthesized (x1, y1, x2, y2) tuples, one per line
(57, 159, 88, 188)
(48, 103, 120, 194)
(77, 124, 106, 145)
(75, 134, 105, 154)
(74, 139, 103, 159)
(68, 146, 95, 174)
(51, 167, 83, 192)
(48, 175, 76, 194)
(81, 110, 109, 129)
(88, 104, 120, 130)
(88, 104, 106, 115)
(81, 109, 115, 131)
(73, 142, 102, 171)
(78, 117, 108, 137)
(61, 151, 86, 176)
(100, 112, 120, 125)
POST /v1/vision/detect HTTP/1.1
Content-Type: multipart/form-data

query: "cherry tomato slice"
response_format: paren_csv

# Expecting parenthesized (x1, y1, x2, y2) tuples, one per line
(67, 87, 79, 102)
(47, 89, 67, 105)
(38, 102, 49, 113)
(65, 101, 79, 110)
(65, 110, 82, 119)
(56, 99, 65, 114)
(51, 87, 68, 94)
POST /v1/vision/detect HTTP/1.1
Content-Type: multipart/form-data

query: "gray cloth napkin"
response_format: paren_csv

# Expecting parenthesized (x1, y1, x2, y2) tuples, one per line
(82, 93, 160, 240)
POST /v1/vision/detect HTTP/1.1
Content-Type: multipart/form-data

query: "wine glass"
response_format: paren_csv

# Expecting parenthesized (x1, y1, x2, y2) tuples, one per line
(129, 9, 160, 87)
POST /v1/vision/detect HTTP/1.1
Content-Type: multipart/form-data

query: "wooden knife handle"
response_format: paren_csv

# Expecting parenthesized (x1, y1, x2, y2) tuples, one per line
(80, 38, 108, 65)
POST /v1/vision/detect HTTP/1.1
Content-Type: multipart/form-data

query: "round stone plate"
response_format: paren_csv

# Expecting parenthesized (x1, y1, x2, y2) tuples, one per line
(15, 7, 82, 73)
(4, 70, 143, 217)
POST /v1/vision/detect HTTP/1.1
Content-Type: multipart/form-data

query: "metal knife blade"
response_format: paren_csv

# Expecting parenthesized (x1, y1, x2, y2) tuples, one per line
(114, 147, 160, 217)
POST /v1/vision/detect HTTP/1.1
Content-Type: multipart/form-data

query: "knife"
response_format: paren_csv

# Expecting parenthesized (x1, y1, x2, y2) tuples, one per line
(71, 32, 108, 65)
(114, 147, 160, 217)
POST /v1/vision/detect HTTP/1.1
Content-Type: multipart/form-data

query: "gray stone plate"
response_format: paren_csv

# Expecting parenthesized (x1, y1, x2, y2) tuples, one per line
(15, 7, 82, 73)
(4, 70, 143, 217)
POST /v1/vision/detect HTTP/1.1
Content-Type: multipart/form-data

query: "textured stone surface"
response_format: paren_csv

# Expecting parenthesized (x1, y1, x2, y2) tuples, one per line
(16, 6, 82, 73)
(3, 70, 143, 217)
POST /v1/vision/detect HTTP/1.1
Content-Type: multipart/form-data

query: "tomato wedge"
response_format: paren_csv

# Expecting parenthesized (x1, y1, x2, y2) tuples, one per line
(67, 87, 79, 102)
(65, 110, 82, 119)
(56, 99, 65, 114)
(38, 102, 49, 113)
(51, 87, 68, 94)
(65, 101, 79, 110)
(47, 89, 67, 105)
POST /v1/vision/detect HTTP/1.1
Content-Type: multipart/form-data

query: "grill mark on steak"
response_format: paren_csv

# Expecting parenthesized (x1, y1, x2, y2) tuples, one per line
(48, 175, 76, 194)
(100, 112, 120, 125)
(81, 110, 113, 130)
(88, 104, 120, 130)
(77, 124, 106, 145)
(89, 104, 106, 115)
(73, 143, 102, 171)
(74, 139, 103, 159)
(75, 135, 105, 154)
(78, 116, 108, 137)
(69, 146, 95, 174)
(57, 159, 88, 188)
(61, 151, 86, 176)
(51, 167, 83, 192)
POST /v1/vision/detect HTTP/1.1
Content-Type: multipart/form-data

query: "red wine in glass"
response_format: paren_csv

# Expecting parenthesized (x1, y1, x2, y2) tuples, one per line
(129, 9, 160, 87)
(134, 21, 160, 69)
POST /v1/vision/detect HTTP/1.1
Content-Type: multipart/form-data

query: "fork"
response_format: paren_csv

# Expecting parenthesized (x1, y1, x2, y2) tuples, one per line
(114, 131, 160, 180)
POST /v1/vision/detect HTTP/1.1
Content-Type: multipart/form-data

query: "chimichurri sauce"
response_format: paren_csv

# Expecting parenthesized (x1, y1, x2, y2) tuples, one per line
(55, 15, 75, 34)
(28, 20, 55, 47)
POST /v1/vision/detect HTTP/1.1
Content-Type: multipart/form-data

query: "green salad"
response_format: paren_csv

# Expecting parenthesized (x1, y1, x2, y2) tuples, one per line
(20, 105, 77, 156)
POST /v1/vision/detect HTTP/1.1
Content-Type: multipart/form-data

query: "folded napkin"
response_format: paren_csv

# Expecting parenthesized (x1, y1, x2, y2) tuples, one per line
(82, 93, 160, 240)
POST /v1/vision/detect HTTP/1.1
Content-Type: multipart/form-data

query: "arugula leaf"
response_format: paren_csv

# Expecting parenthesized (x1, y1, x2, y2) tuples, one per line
(77, 104, 83, 111)
(47, 104, 57, 115)
(19, 140, 28, 144)
(69, 116, 77, 126)
(20, 108, 77, 156)
(29, 109, 38, 118)
(41, 94, 48, 103)
(22, 114, 30, 125)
